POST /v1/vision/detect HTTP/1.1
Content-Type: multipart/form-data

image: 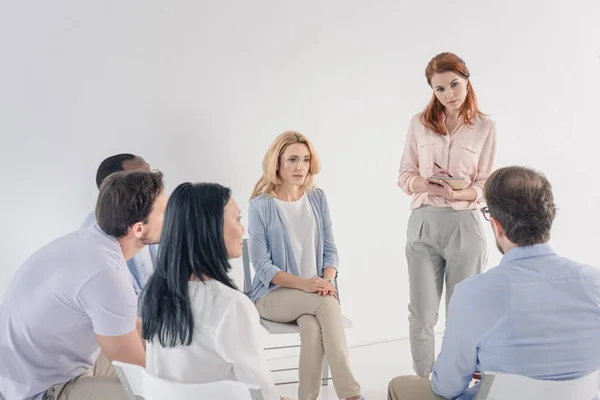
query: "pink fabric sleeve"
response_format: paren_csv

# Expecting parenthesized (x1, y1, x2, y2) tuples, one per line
(470, 122, 497, 202)
(398, 116, 420, 195)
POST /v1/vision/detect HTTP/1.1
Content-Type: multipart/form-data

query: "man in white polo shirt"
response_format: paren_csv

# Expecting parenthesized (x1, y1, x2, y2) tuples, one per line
(0, 170, 167, 400)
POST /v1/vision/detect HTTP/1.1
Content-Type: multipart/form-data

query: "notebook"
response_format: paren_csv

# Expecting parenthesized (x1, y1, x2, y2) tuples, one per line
(429, 175, 469, 190)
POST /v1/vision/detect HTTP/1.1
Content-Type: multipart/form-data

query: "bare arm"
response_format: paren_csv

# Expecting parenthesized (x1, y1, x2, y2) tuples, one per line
(79, 268, 144, 367)
(96, 329, 146, 367)
(136, 318, 146, 351)
(323, 267, 337, 280)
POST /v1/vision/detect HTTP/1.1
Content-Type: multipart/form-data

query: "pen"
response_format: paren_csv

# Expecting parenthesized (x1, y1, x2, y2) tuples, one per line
(434, 162, 453, 177)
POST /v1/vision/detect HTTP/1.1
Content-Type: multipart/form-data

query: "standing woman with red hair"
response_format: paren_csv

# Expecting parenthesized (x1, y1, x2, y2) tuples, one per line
(397, 52, 497, 378)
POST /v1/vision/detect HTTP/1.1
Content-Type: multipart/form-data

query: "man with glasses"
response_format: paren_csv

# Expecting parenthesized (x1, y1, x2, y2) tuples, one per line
(388, 166, 600, 400)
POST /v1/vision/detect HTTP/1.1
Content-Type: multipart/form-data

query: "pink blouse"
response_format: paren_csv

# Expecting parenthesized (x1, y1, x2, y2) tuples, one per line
(398, 113, 497, 210)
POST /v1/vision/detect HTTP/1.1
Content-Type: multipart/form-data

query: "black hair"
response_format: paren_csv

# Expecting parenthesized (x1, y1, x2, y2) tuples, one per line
(141, 182, 237, 347)
(95, 153, 137, 189)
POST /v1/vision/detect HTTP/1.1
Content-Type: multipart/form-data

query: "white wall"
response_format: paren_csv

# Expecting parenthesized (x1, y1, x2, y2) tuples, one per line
(1, 0, 599, 347)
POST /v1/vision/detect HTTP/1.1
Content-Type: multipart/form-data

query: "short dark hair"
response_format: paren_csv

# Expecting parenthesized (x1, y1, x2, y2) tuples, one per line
(485, 166, 556, 246)
(95, 153, 137, 189)
(96, 170, 164, 238)
(141, 182, 237, 347)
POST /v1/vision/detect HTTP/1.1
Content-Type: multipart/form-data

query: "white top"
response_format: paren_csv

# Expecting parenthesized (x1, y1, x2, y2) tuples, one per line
(81, 211, 156, 294)
(146, 280, 279, 400)
(274, 194, 318, 278)
(0, 224, 138, 400)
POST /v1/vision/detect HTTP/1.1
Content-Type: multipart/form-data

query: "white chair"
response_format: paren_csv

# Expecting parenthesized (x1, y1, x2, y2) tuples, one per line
(474, 370, 600, 400)
(112, 361, 263, 400)
(242, 238, 353, 387)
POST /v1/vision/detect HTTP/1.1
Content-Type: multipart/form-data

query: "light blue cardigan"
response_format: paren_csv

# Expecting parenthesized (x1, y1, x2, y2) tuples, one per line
(248, 188, 339, 302)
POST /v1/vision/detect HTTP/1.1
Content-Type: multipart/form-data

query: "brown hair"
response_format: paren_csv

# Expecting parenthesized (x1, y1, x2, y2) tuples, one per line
(422, 52, 485, 135)
(485, 166, 556, 246)
(250, 131, 321, 200)
(96, 170, 164, 237)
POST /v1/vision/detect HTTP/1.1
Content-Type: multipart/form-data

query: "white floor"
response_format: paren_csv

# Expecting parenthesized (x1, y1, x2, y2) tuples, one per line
(270, 335, 443, 400)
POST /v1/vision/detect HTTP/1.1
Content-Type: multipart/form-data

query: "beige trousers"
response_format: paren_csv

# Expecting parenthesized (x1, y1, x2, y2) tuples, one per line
(44, 352, 128, 400)
(388, 376, 451, 400)
(256, 287, 361, 400)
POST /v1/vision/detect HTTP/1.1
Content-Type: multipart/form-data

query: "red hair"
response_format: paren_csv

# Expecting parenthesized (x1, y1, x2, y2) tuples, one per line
(421, 52, 486, 135)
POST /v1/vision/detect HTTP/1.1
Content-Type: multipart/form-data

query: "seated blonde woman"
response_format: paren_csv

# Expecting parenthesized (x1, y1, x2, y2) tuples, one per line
(248, 132, 366, 400)
(140, 182, 285, 400)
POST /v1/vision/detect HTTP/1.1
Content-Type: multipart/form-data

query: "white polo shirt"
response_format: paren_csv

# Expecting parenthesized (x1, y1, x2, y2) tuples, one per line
(0, 224, 138, 400)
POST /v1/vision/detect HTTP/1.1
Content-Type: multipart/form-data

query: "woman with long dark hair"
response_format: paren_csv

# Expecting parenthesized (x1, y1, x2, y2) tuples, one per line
(140, 182, 281, 400)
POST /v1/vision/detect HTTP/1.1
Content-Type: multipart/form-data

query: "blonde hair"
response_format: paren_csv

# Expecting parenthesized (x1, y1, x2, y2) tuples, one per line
(250, 131, 321, 200)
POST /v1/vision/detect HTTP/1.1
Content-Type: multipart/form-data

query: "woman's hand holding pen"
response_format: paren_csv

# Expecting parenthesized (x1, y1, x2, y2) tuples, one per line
(433, 162, 453, 177)
(428, 162, 455, 199)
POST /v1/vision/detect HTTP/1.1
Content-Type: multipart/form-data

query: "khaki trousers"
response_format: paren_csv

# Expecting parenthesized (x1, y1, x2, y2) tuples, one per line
(44, 352, 128, 400)
(256, 287, 361, 400)
(388, 376, 451, 400)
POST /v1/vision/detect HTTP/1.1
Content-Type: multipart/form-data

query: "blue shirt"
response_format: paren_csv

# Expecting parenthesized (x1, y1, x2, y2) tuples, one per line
(247, 188, 338, 302)
(432, 244, 600, 400)
(81, 212, 157, 295)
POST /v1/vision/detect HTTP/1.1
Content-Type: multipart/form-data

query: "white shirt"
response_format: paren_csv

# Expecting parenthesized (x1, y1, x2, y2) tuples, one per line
(81, 211, 156, 294)
(274, 194, 318, 278)
(0, 224, 138, 400)
(146, 280, 279, 400)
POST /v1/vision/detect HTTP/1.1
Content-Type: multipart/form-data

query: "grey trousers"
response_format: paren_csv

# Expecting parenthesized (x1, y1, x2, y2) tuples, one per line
(406, 206, 487, 377)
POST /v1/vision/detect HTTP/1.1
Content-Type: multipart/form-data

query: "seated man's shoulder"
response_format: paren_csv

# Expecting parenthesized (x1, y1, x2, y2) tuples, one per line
(555, 254, 599, 273)
(81, 228, 125, 261)
(59, 225, 118, 251)
(27, 229, 108, 270)
(80, 211, 96, 228)
(527, 253, 600, 284)
(570, 259, 600, 282)
(454, 266, 510, 301)
(455, 256, 600, 302)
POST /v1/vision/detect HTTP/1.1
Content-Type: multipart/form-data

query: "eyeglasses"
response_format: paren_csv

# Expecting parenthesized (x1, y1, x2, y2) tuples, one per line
(480, 207, 491, 221)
